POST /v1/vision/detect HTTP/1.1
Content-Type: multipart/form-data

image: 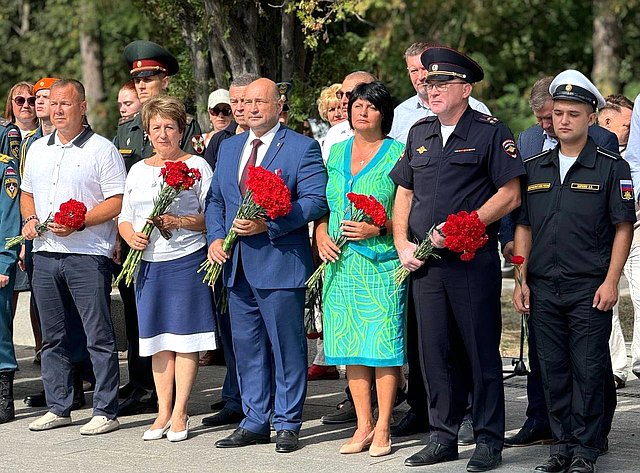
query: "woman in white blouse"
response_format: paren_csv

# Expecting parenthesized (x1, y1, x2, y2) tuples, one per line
(118, 96, 217, 443)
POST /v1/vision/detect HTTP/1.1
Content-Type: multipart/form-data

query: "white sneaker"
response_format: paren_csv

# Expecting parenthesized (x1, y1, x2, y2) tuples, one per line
(79, 416, 120, 435)
(28, 412, 72, 431)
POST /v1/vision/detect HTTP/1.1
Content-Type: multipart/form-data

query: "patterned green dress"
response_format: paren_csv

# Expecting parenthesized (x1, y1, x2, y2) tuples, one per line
(323, 136, 408, 367)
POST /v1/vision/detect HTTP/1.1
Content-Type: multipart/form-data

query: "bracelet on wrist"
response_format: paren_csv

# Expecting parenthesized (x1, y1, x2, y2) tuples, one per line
(24, 215, 39, 224)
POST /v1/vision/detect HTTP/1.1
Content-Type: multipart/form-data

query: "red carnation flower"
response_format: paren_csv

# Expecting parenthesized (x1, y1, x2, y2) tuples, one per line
(54, 199, 87, 229)
(511, 255, 525, 265)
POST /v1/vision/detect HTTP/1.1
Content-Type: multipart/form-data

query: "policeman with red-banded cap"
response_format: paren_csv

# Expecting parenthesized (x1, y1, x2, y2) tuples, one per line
(114, 40, 203, 173)
(391, 46, 524, 471)
(514, 70, 636, 473)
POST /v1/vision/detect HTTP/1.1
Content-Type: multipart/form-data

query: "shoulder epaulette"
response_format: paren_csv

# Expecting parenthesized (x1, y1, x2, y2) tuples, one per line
(0, 118, 10, 127)
(186, 114, 194, 125)
(410, 115, 437, 129)
(596, 146, 620, 160)
(474, 113, 501, 126)
(0, 153, 12, 164)
(523, 149, 552, 163)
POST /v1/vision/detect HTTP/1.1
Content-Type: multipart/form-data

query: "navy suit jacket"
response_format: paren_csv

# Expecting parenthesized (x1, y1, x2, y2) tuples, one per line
(205, 125, 328, 289)
(500, 124, 619, 246)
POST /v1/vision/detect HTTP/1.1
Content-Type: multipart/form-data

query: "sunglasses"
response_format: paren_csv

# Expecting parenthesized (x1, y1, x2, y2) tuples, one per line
(209, 106, 232, 117)
(335, 90, 352, 100)
(14, 96, 36, 107)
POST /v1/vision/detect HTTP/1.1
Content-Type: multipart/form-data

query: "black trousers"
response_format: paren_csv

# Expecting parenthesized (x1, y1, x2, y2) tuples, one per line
(113, 244, 153, 391)
(413, 250, 504, 451)
(530, 284, 612, 462)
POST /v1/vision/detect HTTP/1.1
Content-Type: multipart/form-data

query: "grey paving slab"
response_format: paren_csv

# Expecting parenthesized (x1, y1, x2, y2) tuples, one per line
(3, 344, 640, 473)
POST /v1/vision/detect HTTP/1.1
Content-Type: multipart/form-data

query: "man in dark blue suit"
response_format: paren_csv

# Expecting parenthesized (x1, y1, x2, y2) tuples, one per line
(500, 76, 618, 450)
(205, 78, 328, 453)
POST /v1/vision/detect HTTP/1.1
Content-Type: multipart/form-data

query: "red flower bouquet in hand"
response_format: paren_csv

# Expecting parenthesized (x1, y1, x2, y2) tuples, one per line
(115, 160, 201, 286)
(441, 210, 489, 261)
(511, 255, 525, 291)
(394, 210, 488, 283)
(198, 166, 292, 286)
(305, 192, 387, 288)
(5, 199, 87, 249)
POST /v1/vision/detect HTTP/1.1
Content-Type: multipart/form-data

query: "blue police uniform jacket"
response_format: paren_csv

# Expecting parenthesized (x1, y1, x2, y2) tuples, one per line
(389, 106, 525, 247)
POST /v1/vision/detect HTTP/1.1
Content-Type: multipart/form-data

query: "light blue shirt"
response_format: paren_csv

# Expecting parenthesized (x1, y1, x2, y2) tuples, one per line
(389, 94, 492, 144)
(624, 93, 640, 199)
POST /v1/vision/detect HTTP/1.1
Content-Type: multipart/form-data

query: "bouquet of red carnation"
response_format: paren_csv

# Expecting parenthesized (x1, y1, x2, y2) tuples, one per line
(198, 166, 292, 286)
(115, 160, 201, 286)
(394, 210, 488, 284)
(5, 199, 87, 249)
(305, 192, 387, 288)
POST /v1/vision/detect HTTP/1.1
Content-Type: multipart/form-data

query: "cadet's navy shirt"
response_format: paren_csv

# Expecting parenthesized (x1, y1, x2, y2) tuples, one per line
(517, 138, 636, 292)
(390, 106, 525, 244)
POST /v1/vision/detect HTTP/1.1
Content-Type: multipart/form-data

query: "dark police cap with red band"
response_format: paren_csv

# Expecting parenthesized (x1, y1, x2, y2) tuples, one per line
(124, 40, 179, 78)
(420, 46, 484, 83)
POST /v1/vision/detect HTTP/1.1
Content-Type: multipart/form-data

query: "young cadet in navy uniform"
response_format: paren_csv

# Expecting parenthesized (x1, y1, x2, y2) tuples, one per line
(514, 70, 636, 473)
(0, 155, 20, 424)
(113, 40, 203, 416)
(391, 46, 524, 472)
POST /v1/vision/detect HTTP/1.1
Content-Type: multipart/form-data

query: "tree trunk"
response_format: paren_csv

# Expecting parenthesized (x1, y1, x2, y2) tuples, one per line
(281, 1, 295, 82)
(203, 0, 261, 77)
(178, 4, 213, 131)
(78, 0, 108, 135)
(208, 33, 229, 88)
(592, 0, 621, 96)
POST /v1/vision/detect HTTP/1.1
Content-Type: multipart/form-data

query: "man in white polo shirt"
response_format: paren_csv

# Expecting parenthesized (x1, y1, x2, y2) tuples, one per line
(20, 79, 126, 435)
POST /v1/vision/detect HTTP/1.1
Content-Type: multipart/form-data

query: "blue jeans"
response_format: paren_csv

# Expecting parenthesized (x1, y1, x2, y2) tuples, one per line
(33, 253, 119, 418)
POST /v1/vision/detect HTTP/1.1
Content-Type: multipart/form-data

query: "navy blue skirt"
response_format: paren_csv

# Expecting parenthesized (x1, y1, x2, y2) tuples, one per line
(135, 247, 217, 356)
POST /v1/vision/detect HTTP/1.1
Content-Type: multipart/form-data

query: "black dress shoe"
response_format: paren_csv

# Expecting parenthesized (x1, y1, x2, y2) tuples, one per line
(534, 454, 572, 472)
(118, 383, 135, 399)
(458, 414, 475, 445)
(568, 457, 594, 473)
(466, 443, 502, 472)
(24, 390, 47, 408)
(210, 399, 227, 411)
(202, 407, 245, 426)
(505, 423, 553, 447)
(320, 399, 357, 424)
(215, 427, 270, 448)
(391, 410, 429, 437)
(275, 429, 299, 453)
(117, 388, 158, 416)
(405, 441, 458, 467)
(23, 390, 85, 410)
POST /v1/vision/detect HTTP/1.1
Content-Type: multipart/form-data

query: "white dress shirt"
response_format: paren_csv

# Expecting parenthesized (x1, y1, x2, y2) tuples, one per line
(237, 122, 280, 181)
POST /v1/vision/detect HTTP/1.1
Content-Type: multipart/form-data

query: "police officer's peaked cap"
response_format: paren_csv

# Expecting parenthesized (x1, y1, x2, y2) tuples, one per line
(124, 40, 179, 78)
(420, 46, 484, 83)
(549, 70, 605, 110)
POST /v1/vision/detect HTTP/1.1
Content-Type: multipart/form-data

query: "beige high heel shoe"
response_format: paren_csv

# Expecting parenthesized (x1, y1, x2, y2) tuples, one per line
(369, 441, 392, 457)
(339, 430, 375, 454)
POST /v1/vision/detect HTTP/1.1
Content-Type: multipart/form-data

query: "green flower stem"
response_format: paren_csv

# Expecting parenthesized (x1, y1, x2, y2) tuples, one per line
(5, 216, 53, 250)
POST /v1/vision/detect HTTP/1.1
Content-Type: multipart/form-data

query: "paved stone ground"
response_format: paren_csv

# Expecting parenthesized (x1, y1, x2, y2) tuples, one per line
(3, 343, 640, 473)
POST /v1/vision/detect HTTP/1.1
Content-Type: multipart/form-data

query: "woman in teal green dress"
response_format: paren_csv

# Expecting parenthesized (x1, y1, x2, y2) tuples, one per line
(316, 81, 407, 457)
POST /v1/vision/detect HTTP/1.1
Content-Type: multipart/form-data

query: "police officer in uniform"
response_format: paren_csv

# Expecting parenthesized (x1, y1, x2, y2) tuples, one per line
(0, 155, 21, 424)
(514, 71, 635, 473)
(114, 40, 203, 416)
(391, 46, 524, 472)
